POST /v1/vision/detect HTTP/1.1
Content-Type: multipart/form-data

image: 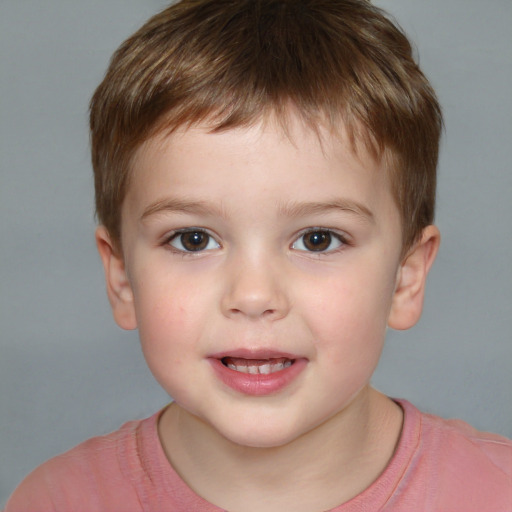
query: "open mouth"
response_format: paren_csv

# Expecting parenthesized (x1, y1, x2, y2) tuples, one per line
(221, 357, 294, 375)
(211, 354, 306, 395)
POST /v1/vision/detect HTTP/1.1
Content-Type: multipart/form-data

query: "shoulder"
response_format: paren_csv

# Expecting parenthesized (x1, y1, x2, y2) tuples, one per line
(419, 404, 512, 477)
(395, 400, 512, 511)
(4, 414, 157, 512)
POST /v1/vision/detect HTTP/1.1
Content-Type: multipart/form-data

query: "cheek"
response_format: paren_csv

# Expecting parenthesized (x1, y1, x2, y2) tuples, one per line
(304, 265, 396, 356)
(131, 278, 210, 403)
(131, 273, 209, 362)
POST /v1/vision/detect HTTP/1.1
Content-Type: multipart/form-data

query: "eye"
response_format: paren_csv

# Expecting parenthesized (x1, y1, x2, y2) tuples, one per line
(168, 229, 220, 252)
(292, 229, 345, 253)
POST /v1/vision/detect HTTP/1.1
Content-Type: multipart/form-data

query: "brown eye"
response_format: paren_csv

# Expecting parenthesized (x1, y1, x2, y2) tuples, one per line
(303, 231, 332, 251)
(292, 230, 344, 253)
(169, 230, 219, 252)
(181, 231, 208, 251)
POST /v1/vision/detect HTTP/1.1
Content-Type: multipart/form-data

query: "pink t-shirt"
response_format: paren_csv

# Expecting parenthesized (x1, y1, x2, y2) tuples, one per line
(5, 400, 512, 511)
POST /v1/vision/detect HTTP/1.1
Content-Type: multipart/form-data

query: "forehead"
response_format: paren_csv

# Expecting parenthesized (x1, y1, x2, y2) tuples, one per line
(124, 115, 397, 225)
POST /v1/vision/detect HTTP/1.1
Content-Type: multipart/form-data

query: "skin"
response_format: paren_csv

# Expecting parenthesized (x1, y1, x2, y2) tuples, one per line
(96, 114, 439, 511)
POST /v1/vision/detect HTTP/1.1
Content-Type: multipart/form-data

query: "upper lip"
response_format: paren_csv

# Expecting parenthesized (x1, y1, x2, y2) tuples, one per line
(208, 348, 302, 360)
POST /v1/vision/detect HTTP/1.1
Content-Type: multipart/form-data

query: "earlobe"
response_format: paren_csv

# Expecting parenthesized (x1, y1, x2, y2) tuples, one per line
(95, 226, 137, 330)
(388, 225, 440, 330)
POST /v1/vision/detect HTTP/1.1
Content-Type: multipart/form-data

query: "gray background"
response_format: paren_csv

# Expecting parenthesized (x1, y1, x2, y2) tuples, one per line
(1, 0, 511, 505)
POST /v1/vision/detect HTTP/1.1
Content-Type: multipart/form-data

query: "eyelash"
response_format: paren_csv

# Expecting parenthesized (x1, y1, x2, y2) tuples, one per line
(292, 228, 350, 254)
(163, 228, 350, 255)
(165, 228, 220, 254)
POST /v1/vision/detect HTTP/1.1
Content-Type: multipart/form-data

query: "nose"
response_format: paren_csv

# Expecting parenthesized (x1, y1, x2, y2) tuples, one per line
(220, 254, 290, 321)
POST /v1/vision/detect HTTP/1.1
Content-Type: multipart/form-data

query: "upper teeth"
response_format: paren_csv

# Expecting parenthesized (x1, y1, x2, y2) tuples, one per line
(226, 359, 292, 374)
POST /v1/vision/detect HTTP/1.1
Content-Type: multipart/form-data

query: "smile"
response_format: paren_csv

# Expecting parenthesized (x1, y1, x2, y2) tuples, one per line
(222, 357, 293, 375)
(209, 353, 307, 396)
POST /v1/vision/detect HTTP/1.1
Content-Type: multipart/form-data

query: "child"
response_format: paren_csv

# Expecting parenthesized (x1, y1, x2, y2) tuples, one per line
(6, 0, 511, 510)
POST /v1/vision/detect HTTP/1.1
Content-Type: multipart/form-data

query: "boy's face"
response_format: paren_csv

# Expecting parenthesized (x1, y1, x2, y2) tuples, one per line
(102, 115, 422, 448)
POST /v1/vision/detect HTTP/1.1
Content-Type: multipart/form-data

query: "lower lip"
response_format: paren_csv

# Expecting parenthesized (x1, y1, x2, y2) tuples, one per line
(209, 358, 308, 396)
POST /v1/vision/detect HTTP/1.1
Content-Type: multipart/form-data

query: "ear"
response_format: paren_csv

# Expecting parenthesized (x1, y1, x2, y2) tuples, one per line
(95, 226, 137, 330)
(388, 225, 440, 330)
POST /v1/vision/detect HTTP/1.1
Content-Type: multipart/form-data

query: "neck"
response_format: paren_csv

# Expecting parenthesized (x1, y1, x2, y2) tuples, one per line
(158, 388, 403, 512)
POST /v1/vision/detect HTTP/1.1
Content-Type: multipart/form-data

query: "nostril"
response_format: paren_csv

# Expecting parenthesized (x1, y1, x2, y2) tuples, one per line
(227, 307, 277, 317)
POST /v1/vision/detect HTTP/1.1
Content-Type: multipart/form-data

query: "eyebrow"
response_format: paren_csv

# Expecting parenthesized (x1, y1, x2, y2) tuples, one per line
(140, 198, 227, 221)
(140, 197, 375, 223)
(278, 199, 375, 223)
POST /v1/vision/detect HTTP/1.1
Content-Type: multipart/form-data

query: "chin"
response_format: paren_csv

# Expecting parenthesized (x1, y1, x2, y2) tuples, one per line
(213, 416, 306, 449)
(226, 430, 297, 449)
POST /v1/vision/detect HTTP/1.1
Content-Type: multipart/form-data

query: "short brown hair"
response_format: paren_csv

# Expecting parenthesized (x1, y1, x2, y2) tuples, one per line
(90, 0, 442, 254)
